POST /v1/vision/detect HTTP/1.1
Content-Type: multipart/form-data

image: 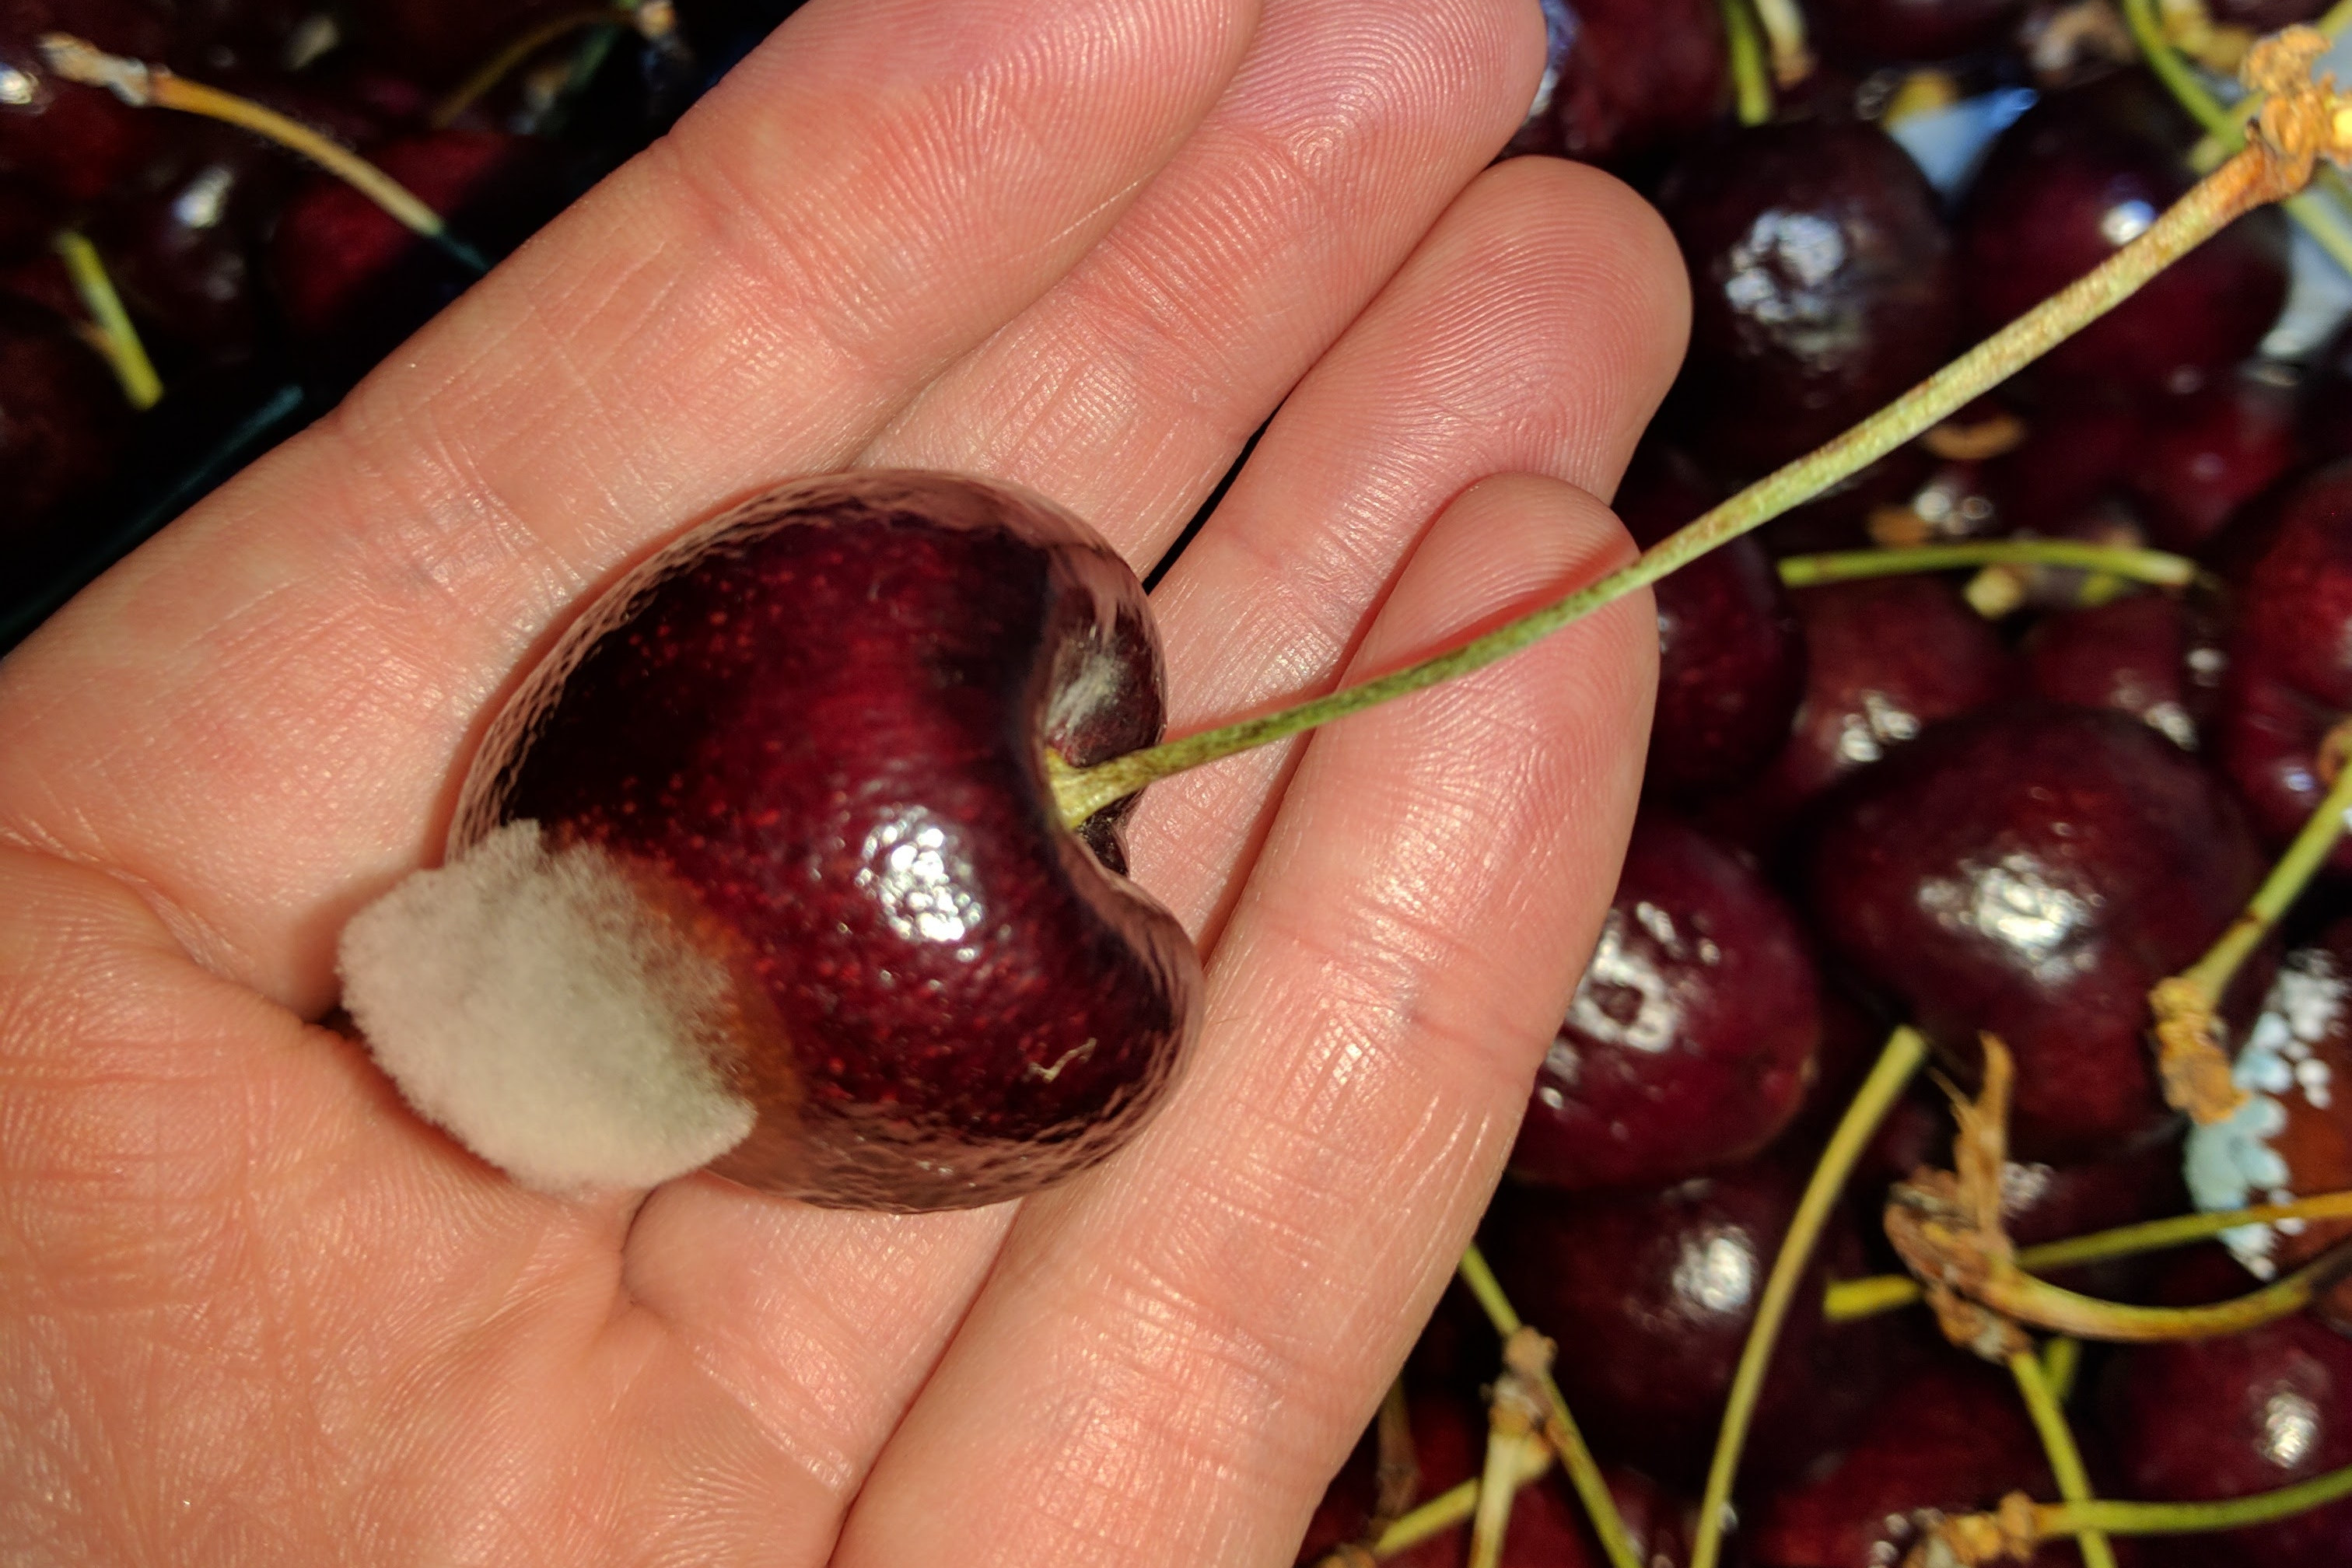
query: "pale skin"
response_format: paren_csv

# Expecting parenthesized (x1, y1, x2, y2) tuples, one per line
(0, 0, 1686, 1561)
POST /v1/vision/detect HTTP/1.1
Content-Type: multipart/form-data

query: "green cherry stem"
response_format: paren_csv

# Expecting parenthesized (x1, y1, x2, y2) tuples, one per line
(1369, 1446, 1551, 1560)
(2122, 0, 2352, 276)
(53, 231, 161, 411)
(1749, 0, 1815, 86)
(1920, 1460, 2352, 1564)
(1687, 1027, 1930, 1568)
(429, 6, 626, 128)
(40, 34, 489, 275)
(1776, 539, 2207, 592)
(1049, 122, 2316, 831)
(2007, 1346, 2118, 1568)
(1720, 0, 1773, 126)
(1960, 1235, 2352, 1342)
(1455, 1245, 1643, 1568)
(1825, 1187, 2352, 1321)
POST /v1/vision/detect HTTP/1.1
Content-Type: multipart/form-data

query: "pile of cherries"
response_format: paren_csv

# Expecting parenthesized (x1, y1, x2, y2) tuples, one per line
(1307, 2, 2352, 1564)
(14, 0, 2352, 1562)
(0, 0, 799, 629)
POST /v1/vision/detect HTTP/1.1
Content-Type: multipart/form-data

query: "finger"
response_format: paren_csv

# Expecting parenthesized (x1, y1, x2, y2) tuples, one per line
(858, 0, 1545, 565)
(1139, 154, 1686, 940)
(0, 0, 1253, 1015)
(835, 473, 1654, 1567)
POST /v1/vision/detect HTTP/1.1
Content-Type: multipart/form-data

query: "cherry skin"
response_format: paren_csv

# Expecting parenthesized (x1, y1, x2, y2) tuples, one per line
(2098, 1251, 2352, 1566)
(1507, 809, 1820, 1192)
(2125, 366, 2304, 553)
(2020, 592, 2219, 753)
(1618, 450, 1806, 800)
(1503, 0, 1727, 170)
(1480, 1161, 1892, 1484)
(0, 292, 130, 584)
(1657, 119, 1958, 477)
(1804, 702, 2265, 1158)
(0, 0, 169, 205)
(1959, 72, 2288, 392)
(338, 471, 1202, 1211)
(90, 124, 287, 367)
(1741, 1358, 2073, 1568)
(1803, 0, 2028, 64)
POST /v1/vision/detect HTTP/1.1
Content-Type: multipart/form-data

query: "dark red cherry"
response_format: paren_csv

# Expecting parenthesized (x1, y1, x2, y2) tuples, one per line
(1506, 0, 1727, 169)
(337, 472, 1202, 1211)
(1620, 452, 1806, 800)
(1701, 576, 2008, 854)
(0, 0, 169, 204)
(1960, 72, 2288, 393)
(2021, 593, 2220, 752)
(0, 168, 55, 263)
(2001, 1134, 2193, 1298)
(2205, 0, 2333, 25)
(1983, 394, 2144, 538)
(1743, 1358, 2070, 1568)
(1508, 810, 1819, 1192)
(89, 126, 285, 366)
(1481, 1162, 1892, 1483)
(2125, 365, 2305, 552)
(2303, 316, 2352, 460)
(1657, 120, 1958, 476)
(1805, 702, 2265, 1157)
(2185, 919, 2352, 1332)
(0, 292, 129, 583)
(1804, 0, 2029, 64)
(2217, 461, 2352, 870)
(345, 0, 593, 87)
(2099, 1253, 2352, 1566)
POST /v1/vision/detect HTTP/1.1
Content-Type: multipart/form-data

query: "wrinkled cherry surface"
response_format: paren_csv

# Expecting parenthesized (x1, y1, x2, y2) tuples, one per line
(1657, 119, 1958, 475)
(1805, 702, 2263, 1157)
(1960, 72, 2288, 390)
(1508, 809, 1820, 1191)
(459, 471, 1200, 1209)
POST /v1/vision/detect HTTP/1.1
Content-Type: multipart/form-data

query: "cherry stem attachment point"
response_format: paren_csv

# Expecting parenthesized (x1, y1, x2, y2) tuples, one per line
(1825, 1185, 2352, 1321)
(2007, 1346, 2118, 1568)
(1776, 539, 2207, 593)
(39, 33, 488, 275)
(1049, 68, 2333, 832)
(1688, 1026, 1930, 1568)
(1913, 1459, 2352, 1565)
(1455, 1245, 1643, 1568)
(53, 231, 161, 411)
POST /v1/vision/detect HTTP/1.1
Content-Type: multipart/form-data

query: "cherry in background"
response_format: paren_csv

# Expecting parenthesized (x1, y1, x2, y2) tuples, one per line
(1656, 118, 1958, 478)
(1804, 0, 2030, 65)
(2217, 461, 2352, 870)
(1480, 1161, 1892, 1485)
(2099, 1251, 2352, 1566)
(1505, 0, 1728, 171)
(2126, 364, 2305, 553)
(0, 0, 168, 205)
(2021, 592, 2220, 751)
(1508, 810, 1821, 1192)
(89, 123, 289, 369)
(0, 293, 131, 580)
(1804, 702, 2264, 1157)
(1960, 71, 2288, 393)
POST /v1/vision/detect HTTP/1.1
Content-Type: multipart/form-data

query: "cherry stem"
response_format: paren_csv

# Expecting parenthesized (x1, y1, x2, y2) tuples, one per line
(1455, 1245, 1643, 1568)
(1368, 1445, 1550, 1560)
(52, 231, 161, 411)
(39, 34, 488, 275)
(2006, 1346, 2118, 1568)
(1825, 1186, 2352, 1321)
(1466, 1414, 1536, 1568)
(1050, 131, 2307, 831)
(1367, 1376, 1418, 1545)
(1719, 0, 1773, 126)
(2124, 0, 2352, 275)
(1776, 539, 2207, 593)
(2040, 1334, 2081, 1404)
(1748, 0, 1815, 87)
(1687, 1026, 1930, 1568)
(431, 6, 630, 129)
(1925, 1459, 2352, 1563)
(1955, 1234, 2352, 1342)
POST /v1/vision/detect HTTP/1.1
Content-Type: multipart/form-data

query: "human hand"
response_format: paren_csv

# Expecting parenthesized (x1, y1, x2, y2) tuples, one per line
(0, 0, 1684, 1560)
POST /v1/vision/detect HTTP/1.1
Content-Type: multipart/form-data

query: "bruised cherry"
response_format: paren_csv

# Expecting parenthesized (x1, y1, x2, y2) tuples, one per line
(1507, 809, 1820, 1192)
(338, 471, 1202, 1211)
(1804, 702, 2264, 1157)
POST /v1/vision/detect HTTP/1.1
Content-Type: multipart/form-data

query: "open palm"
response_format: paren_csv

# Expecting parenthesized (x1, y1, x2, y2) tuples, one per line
(0, 0, 1685, 1560)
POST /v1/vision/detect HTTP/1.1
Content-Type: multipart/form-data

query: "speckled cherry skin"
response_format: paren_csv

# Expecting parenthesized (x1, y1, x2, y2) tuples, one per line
(2217, 462, 2352, 871)
(1482, 1162, 1890, 1484)
(2099, 1252, 2352, 1566)
(2021, 593, 2219, 752)
(2126, 367, 2304, 553)
(1805, 0, 2028, 63)
(1805, 703, 2265, 1157)
(1702, 576, 2007, 856)
(1508, 810, 1819, 1192)
(1959, 72, 2288, 392)
(1622, 456, 1807, 800)
(1744, 1358, 2071, 1568)
(452, 471, 1200, 1211)
(1504, 0, 1727, 170)
(1657, 120, 1958, 477)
